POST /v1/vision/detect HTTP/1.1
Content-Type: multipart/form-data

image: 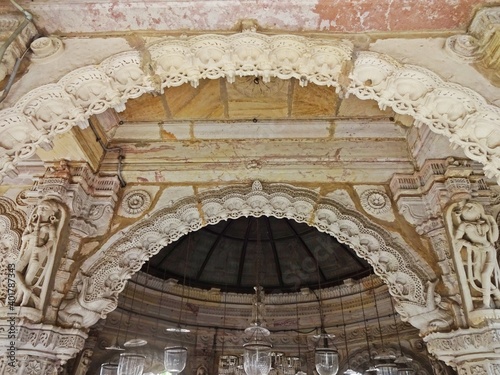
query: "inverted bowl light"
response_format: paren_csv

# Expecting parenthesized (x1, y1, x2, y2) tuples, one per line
(164, 346, 188, 374)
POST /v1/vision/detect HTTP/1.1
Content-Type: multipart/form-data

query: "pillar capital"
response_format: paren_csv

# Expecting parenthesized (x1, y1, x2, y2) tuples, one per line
(0, 319, 87, 374)
(425, 322, 500, 374)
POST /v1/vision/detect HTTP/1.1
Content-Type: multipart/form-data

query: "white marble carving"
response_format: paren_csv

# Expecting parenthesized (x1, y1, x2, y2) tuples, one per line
(447, 200, 500, 311)
(30, 37, 64, 63)
(0, 14, 37, 82)
(347, 52, 500, 185)
(15, 198, 66, 309)
(425, 322, 500, 373)
(0, 34, 498, 184)
(62, 182, 435, 329)
(356, 186, 395, 222)
(119, 189, 152, 218)
(395, 280, 455, 335)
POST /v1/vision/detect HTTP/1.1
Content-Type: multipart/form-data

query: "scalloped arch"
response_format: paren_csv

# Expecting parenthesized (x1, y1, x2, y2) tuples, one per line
(70, 182, 435, 329)
(0, 33, 499, 183)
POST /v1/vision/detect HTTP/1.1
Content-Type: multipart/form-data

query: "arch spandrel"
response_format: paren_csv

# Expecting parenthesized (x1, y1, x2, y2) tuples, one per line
(0, 32, 499, 184)
(62, 182, 436, 331)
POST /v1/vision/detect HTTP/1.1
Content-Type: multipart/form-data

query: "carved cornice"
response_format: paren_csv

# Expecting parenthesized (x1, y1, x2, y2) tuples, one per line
(389, 158, 494, 233)
(0, 32, 352, 181)
(347, 52, 500, 185)
(0, 32, 499, 185)
(425, 322, 500, 369)
(0, 320, 87, 365)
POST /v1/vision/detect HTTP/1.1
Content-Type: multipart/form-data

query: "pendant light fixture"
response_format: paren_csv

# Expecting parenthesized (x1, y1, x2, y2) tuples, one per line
(294, 293, 306, 375)
(105, 300, 125, 351)
(100, 363, 119, 375)
(164, 233, 192, 374)
(243, 219, 272, 375)
(359, 280, 378, 375)
(313, 258, 339, 375)
(370, 277, 397, 375)
(124, 272, 148, 348)
(339, 285, 361, 375)
(117, 352, 146, 375)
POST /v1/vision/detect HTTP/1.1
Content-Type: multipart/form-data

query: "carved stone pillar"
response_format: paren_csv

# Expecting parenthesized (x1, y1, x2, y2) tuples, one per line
(0, 160, 120, 371)
(425, 322, 500, 375)
(389, 159, 492, 332)
(0, 319, 87, 374)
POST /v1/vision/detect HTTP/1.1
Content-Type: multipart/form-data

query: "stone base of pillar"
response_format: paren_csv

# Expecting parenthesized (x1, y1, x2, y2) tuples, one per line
(0, 319, 87, 374)
(424, 322, 500, 375)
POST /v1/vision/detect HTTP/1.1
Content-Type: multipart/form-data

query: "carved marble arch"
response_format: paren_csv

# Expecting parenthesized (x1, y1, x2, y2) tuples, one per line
(0, 32, 499, 183)
(78, 182, 435, 328)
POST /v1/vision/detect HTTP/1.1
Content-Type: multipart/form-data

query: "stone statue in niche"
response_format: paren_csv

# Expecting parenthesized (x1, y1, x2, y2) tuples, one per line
(15, 199, 65, 309)
(449, 200, 500, 309)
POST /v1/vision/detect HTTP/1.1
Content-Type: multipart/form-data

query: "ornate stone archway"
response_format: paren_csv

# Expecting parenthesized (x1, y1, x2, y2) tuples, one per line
(58, 181, 436, 331)
(0, 32, 499, 183)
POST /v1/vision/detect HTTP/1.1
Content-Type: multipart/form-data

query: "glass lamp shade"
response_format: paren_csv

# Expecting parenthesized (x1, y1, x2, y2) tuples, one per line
(243, 341, 272, 375)
(164, 346, 188, 374)
(315, 348, 339, 375)
(100, 363, 118, 375)
(375, 364, 398, 375)
(117, 353, 146, 375)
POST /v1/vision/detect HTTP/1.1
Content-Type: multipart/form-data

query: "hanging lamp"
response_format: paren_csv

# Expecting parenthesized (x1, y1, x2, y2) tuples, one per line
(124, 273, 148, 348)
(243, 219, 272, 375)
(294, 293, 306, 375)
(359, 280, 378, 375)
(313, 259, 339, 375)
(164, 233, 192, 374)
(117, 352, 146, 375)
(243, 286, 273, 375)
(339, 284, 361, 375)
(370, 277, 397, 375)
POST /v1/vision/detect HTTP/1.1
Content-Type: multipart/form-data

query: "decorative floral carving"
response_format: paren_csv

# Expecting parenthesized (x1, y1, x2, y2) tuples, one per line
(120, 189, 152, 217)
(347, 51, 500, 185)
(64, 182, 434, 329)
(360, 189, 391, 214)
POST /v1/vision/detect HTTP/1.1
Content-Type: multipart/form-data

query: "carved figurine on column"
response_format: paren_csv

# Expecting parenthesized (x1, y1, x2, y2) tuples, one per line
(449, 201, 500, 309)
(15, 198, 65, 309)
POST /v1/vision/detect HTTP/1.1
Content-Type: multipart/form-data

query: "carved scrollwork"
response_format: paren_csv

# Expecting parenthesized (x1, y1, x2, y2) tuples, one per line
(62, 183, 434, 329)
(347, 51, 500, 185)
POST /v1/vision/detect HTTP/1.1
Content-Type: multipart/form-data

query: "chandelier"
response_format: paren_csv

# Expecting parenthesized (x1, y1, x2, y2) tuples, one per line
(243, 286, 273, 375)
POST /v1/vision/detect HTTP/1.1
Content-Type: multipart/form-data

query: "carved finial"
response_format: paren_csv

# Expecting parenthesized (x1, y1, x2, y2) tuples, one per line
(252, 180, 263, 191)
(240, 19, 259, 32)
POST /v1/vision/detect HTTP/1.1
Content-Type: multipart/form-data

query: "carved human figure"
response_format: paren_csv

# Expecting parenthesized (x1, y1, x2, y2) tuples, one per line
(451, 201, 500, 308)
(15, 199, 62, 308)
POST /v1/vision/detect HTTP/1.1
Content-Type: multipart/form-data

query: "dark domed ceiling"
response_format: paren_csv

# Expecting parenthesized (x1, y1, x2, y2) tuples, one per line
(143, 216, 371, 293)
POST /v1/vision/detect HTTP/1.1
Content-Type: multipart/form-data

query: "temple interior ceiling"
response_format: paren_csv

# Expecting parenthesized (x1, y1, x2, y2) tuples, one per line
(2, 1, 500, 374)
